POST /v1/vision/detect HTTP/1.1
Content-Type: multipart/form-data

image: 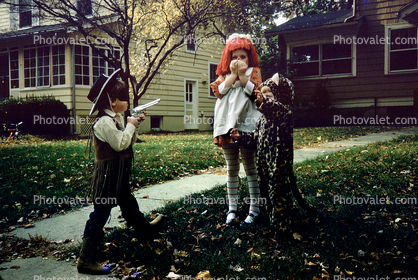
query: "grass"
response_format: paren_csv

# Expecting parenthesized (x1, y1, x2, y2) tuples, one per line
(0, 126, 398, 232)
(0, 126, 415, 278)
(97, 133, 417, 279)
(0, 132, 225, 231)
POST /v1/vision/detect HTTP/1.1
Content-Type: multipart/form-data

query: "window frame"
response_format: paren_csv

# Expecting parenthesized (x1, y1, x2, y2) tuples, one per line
(385, 23, 418, 75)
(288, 41, 356, 79)
(74, 44, 121, 87)
(10, 49, 19, 89)
(18, 0, 39, 29)
(76, 0, 93, 17)
(22, 44, 67, 89)
(185, 35, 196, 53)
(208, 62, 218, 98)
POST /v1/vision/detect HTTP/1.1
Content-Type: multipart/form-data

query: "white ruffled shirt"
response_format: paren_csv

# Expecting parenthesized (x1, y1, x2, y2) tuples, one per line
(213, 67, 262, 138)
(93, 109, 138, 152)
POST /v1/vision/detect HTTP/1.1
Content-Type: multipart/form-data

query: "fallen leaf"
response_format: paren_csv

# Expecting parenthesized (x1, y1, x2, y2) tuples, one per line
(194, 270, 212, 279)
(293, 232, 302, 240)
(234, 238, 242, 246)
(166, 272, 183, 279)
(251, 251, 261, 260)
(345, 269, 354, 275)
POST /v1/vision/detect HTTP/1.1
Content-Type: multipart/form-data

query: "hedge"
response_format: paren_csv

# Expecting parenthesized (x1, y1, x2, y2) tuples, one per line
(0, 96, 71, 136)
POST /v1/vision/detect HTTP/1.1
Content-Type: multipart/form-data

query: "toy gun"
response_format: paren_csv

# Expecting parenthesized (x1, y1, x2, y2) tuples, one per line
(131, 98, 161, 118)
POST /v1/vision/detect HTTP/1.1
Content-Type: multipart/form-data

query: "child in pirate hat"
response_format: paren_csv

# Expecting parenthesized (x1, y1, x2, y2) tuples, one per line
(78, 69, 163, 275)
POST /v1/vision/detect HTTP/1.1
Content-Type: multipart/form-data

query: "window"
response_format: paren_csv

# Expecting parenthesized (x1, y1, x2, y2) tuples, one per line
(75, 45, 121, 85)
(186, 82, 193, 103)
(92, 49, 121, 81)
(290, 43, 353, 77)
(92, 50, 106, 82)
(185, 35, 196, 52)
(19, 0, 32, 28)
(36, 46, 50, 87)
(151, 116, 162, 130)
(107, 50, 120, 75)
(52, 45, 66, 86)
(23, 47, 36, 87)
(388, 27, 418, 72)
(77, 0, 92, 16)
(10, 50, 19, 89)
(75, 45, 90, 85)
(209, 63, 217, 98)
(23, 45, 66, 88)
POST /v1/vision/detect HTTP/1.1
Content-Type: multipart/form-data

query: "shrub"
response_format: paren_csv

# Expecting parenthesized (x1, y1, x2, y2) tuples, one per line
(0, 96, 71, 136)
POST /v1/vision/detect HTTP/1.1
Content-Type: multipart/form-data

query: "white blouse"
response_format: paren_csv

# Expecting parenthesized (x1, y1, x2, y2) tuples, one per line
(213, 67, 262, 138)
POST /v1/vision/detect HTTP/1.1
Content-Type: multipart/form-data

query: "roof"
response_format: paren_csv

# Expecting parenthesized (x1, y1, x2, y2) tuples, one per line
(398, 0, 418, 23)
(266, 9, 358, 34)
(0, 23, 68, 41)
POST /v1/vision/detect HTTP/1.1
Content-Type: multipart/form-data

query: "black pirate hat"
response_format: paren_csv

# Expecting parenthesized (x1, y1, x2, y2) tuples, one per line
(87, 68, 121, 115)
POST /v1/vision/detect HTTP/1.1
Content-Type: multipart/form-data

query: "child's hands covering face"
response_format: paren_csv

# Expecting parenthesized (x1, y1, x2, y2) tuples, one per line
(237, 60, 248, 76)
(229, 60, 238, 75)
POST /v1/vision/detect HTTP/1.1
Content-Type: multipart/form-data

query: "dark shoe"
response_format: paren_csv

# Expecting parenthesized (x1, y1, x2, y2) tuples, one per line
(77, 238, 111, 275)
(136, 213, 164, 242)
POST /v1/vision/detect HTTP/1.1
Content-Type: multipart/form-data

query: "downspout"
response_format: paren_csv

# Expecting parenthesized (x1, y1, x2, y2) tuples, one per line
(344, 0, 357, 22)
(71, 44, 77, 135)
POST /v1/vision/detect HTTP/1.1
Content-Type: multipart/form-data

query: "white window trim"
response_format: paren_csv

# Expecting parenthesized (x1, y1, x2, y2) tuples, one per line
(17, 0, 39, 29)
(208, 61, 218, 99)
(22, 45, 67, 89)
(185, 35, 197, 53)
(385, 23, 417, 75)
(75, 44, 121, 86)
(287, 41, 357, 80)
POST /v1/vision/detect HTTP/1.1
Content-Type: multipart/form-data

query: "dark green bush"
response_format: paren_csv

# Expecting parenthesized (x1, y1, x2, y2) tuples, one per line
(0, 96, 71, 136)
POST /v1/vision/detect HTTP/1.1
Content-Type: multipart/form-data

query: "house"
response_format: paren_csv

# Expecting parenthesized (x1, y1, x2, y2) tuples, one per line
(266, 0, 418, 124)
(0, 1, 223, 135)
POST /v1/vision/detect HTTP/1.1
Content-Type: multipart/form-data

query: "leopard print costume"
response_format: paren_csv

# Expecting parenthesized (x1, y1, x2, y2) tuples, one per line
(235, 74, 295, 238)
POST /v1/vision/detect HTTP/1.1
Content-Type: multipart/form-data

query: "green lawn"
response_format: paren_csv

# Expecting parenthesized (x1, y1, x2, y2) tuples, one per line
(0, 126, 401, 231)
(99, 133, 418, 279)
(1, 126, 416, 280)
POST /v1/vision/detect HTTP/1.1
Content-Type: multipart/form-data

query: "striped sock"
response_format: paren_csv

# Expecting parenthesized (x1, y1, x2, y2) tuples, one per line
(241, 147, 260, 218)
(222, 143, 240, 217)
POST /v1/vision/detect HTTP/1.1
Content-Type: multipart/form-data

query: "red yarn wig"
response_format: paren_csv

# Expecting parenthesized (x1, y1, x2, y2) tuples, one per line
(216, 37, 260, 76)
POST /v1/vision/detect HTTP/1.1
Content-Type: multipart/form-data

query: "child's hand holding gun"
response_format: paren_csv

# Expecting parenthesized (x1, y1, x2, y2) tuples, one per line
(127, 110, 146, 127)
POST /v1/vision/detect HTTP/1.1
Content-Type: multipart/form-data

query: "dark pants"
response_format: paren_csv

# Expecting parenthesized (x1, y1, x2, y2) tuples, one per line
(83, 193, 150, 242)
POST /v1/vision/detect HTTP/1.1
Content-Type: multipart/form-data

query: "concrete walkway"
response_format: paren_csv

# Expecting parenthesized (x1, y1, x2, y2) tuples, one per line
(1, 127, 417, 279)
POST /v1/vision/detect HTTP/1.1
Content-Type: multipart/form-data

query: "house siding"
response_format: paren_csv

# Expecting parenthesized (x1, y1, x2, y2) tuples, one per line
(137, 38, 223, 133)
(0, 1, 224, 135)
(278, 0, 418, 118)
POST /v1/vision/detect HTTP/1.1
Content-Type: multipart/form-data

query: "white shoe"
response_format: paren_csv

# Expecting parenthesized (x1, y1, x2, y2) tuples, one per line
(240, 213, 258, 227)
(226, 210, 236, 224)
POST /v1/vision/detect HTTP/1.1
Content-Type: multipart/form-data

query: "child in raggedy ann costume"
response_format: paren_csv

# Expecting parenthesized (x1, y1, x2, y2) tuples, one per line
(78, 69, 163, 275)
(210, 34, 263, 226)
(230, 73, 295, 239)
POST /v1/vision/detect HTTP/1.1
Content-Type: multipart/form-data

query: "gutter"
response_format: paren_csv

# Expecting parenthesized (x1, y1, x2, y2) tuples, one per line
(344, 0, 356, 23)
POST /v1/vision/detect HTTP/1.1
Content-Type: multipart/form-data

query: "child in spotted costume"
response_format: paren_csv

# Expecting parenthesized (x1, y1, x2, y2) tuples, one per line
(230, 73, 295, 237)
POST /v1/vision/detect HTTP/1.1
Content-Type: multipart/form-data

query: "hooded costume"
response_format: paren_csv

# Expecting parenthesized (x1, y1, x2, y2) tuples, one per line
(234, 73, 295, 237)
